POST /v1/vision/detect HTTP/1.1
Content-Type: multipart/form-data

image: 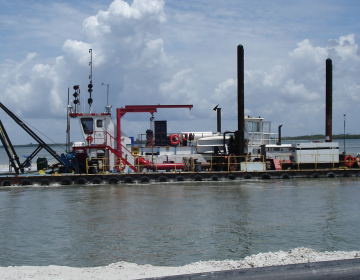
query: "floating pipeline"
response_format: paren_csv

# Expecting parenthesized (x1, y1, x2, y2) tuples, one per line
(1, 169, 360, 186)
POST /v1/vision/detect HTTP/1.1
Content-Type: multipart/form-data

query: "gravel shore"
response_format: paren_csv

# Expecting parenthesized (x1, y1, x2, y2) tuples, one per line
(1, 247, 360, 280)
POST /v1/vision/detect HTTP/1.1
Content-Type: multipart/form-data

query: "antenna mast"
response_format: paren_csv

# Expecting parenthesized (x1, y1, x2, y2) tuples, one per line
(88, 49, 93, 113)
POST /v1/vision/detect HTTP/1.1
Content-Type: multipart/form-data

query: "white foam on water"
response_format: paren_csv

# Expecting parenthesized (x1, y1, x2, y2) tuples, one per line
(0, 247, 359, 280)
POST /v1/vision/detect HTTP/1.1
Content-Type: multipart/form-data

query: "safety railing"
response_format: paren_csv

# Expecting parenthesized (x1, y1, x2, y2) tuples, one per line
(84, 155, 265, 174)
(85, 157, 109, 175)
(136, 132, 280, 148)
(85, 130, 116, 147)
(247, 132, 278, 146)
(83, 153, 358, 174)
(137, 132, 211, 147)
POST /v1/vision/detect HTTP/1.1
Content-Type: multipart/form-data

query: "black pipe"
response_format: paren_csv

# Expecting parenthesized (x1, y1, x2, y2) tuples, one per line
(260, 144, 266, 162)
(217, 108, 221, 133)
(276, 125, 283, 145)
(213, 105, 221, 133)
(0, 120, 22, 174)
(236, 45, 245, 156)
(223, 131, 235, 155)
(325, 58, 332, 142)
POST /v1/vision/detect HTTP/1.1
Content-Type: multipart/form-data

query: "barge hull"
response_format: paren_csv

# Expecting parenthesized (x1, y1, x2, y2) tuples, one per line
(1, 169, 359, 186)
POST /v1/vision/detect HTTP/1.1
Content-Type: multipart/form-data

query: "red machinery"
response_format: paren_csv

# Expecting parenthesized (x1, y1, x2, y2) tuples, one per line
(116, 105, 193, 156)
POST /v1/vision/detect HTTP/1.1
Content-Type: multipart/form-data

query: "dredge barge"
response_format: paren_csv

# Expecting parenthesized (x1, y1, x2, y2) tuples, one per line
(1, 46, 359, 186)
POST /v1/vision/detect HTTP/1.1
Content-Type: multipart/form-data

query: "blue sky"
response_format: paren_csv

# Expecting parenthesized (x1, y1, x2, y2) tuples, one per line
(0, 0, 360, 144)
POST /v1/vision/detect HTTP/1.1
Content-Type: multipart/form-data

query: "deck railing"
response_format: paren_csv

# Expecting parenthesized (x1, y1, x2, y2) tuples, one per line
(83, 153, 356, 174)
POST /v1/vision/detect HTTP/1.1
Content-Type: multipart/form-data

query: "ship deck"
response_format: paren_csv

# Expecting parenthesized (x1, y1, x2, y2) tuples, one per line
(0, 168, 359, 186)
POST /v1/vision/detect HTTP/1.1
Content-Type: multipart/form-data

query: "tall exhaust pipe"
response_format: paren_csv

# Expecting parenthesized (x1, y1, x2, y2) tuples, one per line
(236, 45, 245, 156)
(217, 108, 221, 133)
(213, 104, 221, 133)
(325, 58, 332, 142)
(276, 125, 283, 145)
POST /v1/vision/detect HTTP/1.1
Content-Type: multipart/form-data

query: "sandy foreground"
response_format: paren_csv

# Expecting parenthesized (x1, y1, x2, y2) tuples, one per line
(1, 247, 360, 280)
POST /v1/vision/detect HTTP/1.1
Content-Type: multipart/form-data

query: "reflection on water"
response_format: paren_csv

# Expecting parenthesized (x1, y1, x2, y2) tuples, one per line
(1, 178, 360, 267)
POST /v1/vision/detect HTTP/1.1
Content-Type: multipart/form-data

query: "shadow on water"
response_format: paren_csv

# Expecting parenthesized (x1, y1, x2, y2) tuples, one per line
(1, 178, 360, 267)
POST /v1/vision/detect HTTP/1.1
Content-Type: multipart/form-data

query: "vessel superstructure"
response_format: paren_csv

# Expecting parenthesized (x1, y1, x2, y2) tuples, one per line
(0, 45, 356, 186)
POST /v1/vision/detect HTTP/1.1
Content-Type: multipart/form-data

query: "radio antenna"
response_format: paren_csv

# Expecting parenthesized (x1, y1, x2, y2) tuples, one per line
(88, 49, 93, 113)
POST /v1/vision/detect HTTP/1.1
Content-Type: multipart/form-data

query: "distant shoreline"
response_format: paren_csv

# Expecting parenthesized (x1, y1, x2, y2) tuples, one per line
(282, 134, 359, 140)
(0, 143, 68, 148)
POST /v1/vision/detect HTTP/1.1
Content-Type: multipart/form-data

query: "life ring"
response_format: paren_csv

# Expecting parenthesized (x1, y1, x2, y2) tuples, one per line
(344, 155, 355, 167)
(115, 159, 126, 172)
(169, 134, 180, 146)
(86, 134, 94, 145)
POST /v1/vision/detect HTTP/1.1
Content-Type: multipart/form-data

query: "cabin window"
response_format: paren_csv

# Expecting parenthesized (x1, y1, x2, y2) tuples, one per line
(96, 119, 103, 128)
(253, 149, 260, 154)
(246, 121, 260, 132)
(81, 118, 93, 134)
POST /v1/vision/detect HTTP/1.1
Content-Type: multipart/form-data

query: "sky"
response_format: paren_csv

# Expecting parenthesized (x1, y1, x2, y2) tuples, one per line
(0, 0, 360, 145)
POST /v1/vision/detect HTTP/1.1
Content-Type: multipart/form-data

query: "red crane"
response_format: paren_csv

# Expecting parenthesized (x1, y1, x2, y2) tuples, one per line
(116, 104, 193, 154)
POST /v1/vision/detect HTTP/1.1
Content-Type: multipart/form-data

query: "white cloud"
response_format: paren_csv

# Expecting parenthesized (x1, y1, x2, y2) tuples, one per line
(263, 65, 286, 87)
(1, 0, 360, 144)
(240, 34, 360, 136)
(289, 39, 328, 64)
(280, 79, 321, 103)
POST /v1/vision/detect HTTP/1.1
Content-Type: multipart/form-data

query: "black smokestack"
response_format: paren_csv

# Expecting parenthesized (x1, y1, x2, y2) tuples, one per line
(325, 58, 332, 142)
(276, 125, 283, 145)
(236, 45, 245, 156)
(213, 104, 221, 133)
(217, 108, 221, 133)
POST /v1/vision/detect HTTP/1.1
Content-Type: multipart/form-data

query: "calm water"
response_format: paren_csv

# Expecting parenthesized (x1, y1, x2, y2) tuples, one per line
(1, 141, 360, 267)
(0, 145, 66, 169)
(1, 178, 360, 267)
